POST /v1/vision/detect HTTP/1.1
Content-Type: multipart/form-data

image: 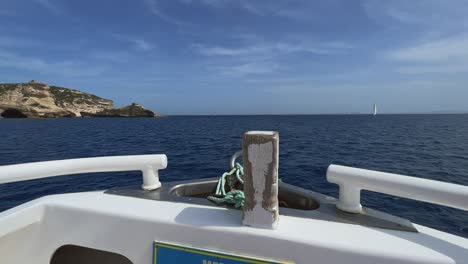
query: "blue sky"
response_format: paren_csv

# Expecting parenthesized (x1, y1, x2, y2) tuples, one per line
(1, 0, 467, 114)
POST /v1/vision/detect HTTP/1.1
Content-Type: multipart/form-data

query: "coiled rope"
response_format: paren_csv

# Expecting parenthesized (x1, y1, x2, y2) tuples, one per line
(207, 162, 245, 208)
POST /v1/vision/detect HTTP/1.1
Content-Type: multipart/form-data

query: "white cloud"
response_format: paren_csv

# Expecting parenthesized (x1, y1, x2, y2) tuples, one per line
(384, 34, 468, 74)
(178, 0, 327, 21)
(133, 39, 153, 51)
(112, 34, 154, 51)
(144, 0, 190, 26)
(383, 7, 419, 24)
(181, 0, 230, 7)
(0, 51, 108, 77)
(33, 0, 62, 14)
(221, 61, 280, 76)
(385, 35, 468, 62)
(193, 41, 352, 57)
(193, 35, 352, 78)
(364, 1, 468, 75)
(363, 0, 468, 28)
(193, 44, 270, 56)
(395, 65, 468, 75)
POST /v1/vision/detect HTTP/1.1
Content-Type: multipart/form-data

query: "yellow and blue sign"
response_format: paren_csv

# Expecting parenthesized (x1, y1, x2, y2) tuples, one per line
(153, 241, 291, 264)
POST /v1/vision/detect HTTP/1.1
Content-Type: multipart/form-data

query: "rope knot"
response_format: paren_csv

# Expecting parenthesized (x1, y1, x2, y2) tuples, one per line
(207, 163, 245, 208)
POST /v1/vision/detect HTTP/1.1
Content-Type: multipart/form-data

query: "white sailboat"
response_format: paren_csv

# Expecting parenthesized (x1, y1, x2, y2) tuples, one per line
(373, 103, 378, 116)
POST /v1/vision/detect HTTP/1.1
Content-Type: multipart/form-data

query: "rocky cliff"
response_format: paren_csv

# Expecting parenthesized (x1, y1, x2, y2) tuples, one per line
(0, 80, 113, 118)
(0, 80, 158, 118)
(81, 103, 156, 117)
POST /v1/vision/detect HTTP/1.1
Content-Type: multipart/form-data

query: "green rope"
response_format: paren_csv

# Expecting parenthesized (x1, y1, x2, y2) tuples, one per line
(208, 163, 245, 208)
(208, 190, 245, 208)
(213, 163, 243, 196)
(235, 163, 244, 184)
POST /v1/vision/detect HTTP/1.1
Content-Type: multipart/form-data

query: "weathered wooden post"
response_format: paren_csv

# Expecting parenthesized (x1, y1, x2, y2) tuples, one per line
(242, 131, 279, 229)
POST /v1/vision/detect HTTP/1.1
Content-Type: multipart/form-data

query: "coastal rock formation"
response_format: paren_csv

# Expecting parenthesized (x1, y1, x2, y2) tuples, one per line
(0, 80, 113, 118)
(81, 103, 157, 117)
(0, 81, 160, 118)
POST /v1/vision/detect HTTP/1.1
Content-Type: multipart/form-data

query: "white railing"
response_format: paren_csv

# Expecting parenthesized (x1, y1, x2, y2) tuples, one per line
(0, 154, 168, 190)
(327, 165, 468, 214)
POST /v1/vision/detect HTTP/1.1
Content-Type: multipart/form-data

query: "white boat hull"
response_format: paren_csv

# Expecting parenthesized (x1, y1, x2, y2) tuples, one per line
(1, 190, 467, 264)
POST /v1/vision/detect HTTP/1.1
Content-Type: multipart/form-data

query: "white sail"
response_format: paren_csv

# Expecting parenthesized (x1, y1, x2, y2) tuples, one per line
(373, 104, 377, 116)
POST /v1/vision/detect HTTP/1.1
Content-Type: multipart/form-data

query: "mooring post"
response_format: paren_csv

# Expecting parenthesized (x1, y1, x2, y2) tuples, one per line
(242, 131, 279, 229)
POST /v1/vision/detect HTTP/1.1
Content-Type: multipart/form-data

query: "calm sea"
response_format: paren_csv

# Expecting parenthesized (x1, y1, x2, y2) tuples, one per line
(0, 115, 467, 237)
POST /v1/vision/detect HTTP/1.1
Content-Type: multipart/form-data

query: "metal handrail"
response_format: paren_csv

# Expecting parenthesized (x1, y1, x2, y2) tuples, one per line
(0, 154, 168, 190)
(230, 150, 243, 169)
(327, 164, 468, 214)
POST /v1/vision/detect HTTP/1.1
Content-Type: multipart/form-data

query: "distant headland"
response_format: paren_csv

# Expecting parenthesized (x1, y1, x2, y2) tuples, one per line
(0, 80, 163, 118)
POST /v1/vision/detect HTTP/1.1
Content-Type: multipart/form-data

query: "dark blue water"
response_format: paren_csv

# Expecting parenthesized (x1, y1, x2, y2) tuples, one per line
(0, 115, 467, 237)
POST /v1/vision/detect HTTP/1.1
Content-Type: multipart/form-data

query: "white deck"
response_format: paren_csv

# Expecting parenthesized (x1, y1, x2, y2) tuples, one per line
(0, 191, 467, 264)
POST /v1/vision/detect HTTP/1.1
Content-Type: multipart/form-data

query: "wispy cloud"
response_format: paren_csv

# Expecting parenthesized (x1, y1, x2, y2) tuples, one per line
(0, 50, 108, 77)
(193, 41, 352, 57)
(133, 39, 153, 51)
(385, 35, 468, 62)
(395, 65, 468, 75)
(33, 0, 62, 15)
(363, 0, 468, 29)
(220, 61, 280, 76)
(180, 0, 229, 7)
(384, 34, 468, 74)
(192, 34, 352, 77)
(112, 34, 154, 51)
(144, 0, 190, 26)
(193, 44, 267, 56)
(364, 0, 468, 75)
(183, 0, 322, 21)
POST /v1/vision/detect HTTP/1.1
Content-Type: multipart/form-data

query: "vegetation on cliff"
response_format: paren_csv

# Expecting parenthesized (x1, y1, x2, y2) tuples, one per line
(81, 103, 157, 117)
(49, 86, 106, 106)
(0, 84, 18, 96)
(0, 81, 160, 118)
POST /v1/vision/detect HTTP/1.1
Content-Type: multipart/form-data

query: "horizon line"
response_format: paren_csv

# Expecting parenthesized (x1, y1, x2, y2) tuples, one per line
(167, 112, 468, 116)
